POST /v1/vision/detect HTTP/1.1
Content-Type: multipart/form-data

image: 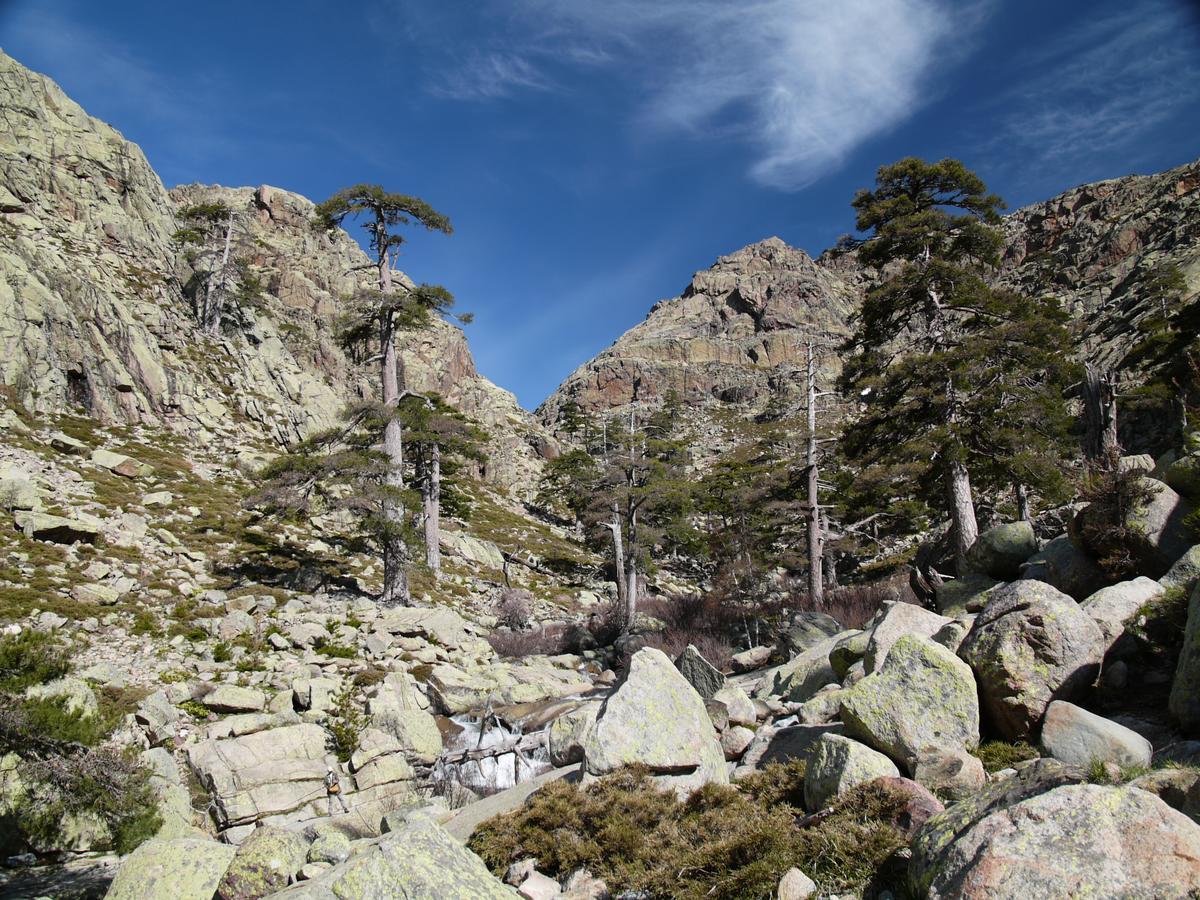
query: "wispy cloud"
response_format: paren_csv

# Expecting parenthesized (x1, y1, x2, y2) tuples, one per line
(393, 0, 993, 190)
(997, 2, 1200, 167)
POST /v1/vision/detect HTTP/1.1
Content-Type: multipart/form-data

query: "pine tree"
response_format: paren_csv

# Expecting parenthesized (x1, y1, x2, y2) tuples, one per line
(839, 158, 1077, 569)
(308, 185, 453, 605)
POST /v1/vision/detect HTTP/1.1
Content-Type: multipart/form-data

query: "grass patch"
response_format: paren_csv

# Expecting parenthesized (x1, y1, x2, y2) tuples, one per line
(0, 630, 69, 691)
(972, 740, 1039, 773)
(469, 765, 910, 899)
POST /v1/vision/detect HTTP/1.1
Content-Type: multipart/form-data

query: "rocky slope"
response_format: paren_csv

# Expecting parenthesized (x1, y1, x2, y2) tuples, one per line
(539, 160, 1200, 433)
(0, 50, 552, 495)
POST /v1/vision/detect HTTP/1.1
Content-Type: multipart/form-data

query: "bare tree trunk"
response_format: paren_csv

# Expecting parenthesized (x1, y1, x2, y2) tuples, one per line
(1015, 481, 1031, 523)
(804, 340, 824, 610)
(378, 240, 410, 607)
(424, 442, 441, 578)
(821, 508, 838, 590)
(204, 213, 234, 334)
(947, 457, 979, 572)
(623, 505, 638, 634)
(608, 501, 627, 620)
(1083, 364, 1119, 466)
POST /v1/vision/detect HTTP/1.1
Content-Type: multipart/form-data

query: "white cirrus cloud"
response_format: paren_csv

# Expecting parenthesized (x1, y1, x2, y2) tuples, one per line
(415, 0, 994, 189)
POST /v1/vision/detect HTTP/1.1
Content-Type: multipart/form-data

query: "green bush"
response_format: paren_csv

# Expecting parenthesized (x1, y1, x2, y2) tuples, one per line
(315, 638, 356, 659)
(0, 631, 69, 692)
(19, 695, 109, 746)
(469, 766, 910, 899)
(1127, 585, 1190, 662)
(325, 685, 365, 762)
(130, 608, 160, 636)
(212, 641, 233, 663)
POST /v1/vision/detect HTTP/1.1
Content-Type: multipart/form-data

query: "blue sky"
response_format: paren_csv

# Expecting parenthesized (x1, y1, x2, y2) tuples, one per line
(3, 0, 1199, 409)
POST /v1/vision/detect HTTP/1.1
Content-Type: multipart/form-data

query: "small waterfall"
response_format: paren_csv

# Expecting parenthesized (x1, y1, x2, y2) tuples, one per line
(431, 712, 552, 797)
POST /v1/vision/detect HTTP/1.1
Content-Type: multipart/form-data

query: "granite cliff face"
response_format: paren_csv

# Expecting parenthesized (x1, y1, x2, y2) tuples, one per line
(538, 237, 863, 426)
(0, 51, 550, 493)
(539, 160, 1200, 433)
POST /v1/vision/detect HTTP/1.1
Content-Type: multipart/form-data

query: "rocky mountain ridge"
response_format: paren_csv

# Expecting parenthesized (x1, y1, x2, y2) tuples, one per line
(539, 159, 1200, 437)
(0, 50, 552, 495)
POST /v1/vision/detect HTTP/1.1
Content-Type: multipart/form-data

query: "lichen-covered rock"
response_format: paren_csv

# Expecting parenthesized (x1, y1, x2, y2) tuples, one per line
(674, 644, 725, 699)
(202, 685, 267, 714)
(934, 573, 1000, 615)
(105, 837, 236, 900)
(959, 580, 1104, 740)
(757, 632, 847, 703)
(1170, 584, 1200, 733)
(548, 702, 600, 767)
(803, 734, 899, 811)
(729, 645, 772, 673)
(1039, 700, 1152, 768)
(1131, 768, 1200, 824)
(1165, 451, 1200, 502)
(582, 647, 727, 793)
(913, 783, 1200, 898)
(1163, 544, 1200, 594)
(828, 630, 868, 679)
(307, 831, 352, 865)
(841, 634, 979, 770)
(1081, 576, 1164, 648)
(216, 826, 308, 900)
(711, 684, 755, 727)
(1018, 534, 1107, 601)
(965, 521, 1038, 580)
(776, 611, 844, 657)
(863, 602, 952, 674)
(912, 749, 986, 802)
(276, 816, 514, 899)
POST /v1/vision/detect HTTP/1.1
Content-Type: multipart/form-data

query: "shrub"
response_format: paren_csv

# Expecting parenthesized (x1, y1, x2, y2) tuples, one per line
(469, 766, 911, 898)
(178, 699, 210, 719)
(0, 631, 69, 692)
(130, 608, 160, 636)
(487, 624, 572, 658)
(314, 638, 356, 659)
(813, 580, 917, 630)
(494, 588, 533, 630)
(1074, 463, 1158, 579)
(325, 685, 365, 762)
(1127, 585, 1190, 663)
(212, 641, 233, 663)
(737, 759, 807, 810)
(19, 695, 109, 746)
(973, 740, 1039, 773)
(637, 594, 734, 670)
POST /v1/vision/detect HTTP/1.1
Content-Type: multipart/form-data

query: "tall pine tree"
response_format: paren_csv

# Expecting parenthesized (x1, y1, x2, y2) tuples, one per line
(839, 158, 1077, 569)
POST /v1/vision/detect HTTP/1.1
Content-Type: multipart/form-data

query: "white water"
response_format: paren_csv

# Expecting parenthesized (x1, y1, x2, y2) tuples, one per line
(432, 713, 551, 796)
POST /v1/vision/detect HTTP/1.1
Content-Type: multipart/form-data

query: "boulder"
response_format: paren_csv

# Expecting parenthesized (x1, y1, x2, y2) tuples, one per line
(1169, 584, 1200, 733)
(674, 644, 725, 699)
(25, 676, 98, 717)
(216, 826, 308, 900)
(1130, 768, 1200, 823)
(777, 867, 817, 900)
(186, 723, 328, 830)
(1018, 534, 1107, 601)
(279, 816, 513, 899)
(105, 837, 236, 900)
(909, 758, 1085, 895)
(1081, 576, 1164, 648)
(964, 521, 1037, 580)
(912, 748, 986, 802)
(711, 684, 756, 726)
(720, 726, 755, 760)
(1162, 544, 1200, 594)
(0, 472, 40, 510)
(378, 604, 474, 649)
(873, 776, 945, 837)
(218, 610, 256, 642)
(828, 630, 868, 679)
(202, 685, 267, 714)
(737, 723, 844, 772)
(367, 674, 443, 762)
(1076, 476, 1195, 578)
(777, 611, 843, 657)
(959, 580, 1104, 740)
(933, 573, 1000, 615)
(912, 783, 1200, 898)
(13, 511, 99, 544)
(1165, 451, 1200, 501)
(803, 734, 899, 811)
(548, 702, 600, 767)
(307, 831, 352, 865)
(91, 447, 153, 478)
(841, 635, 979, 771)
(863, 602, 951, 673)
(582, 647, 727, 795)
(757, 632, 845, 703)
(729, 645, 772, 673)
(1039, 700, 1152, 768)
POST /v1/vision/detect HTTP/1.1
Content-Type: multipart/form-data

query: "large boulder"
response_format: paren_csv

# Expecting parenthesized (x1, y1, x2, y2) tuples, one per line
(912, 782, 1200, 898)
(674, 644, 725, 699)
(736, 723, 845, 772)
(277, 816, 514, 899)
(1165, 451, 1200, 501)
(1081, 576, 1165, 648)
(13, 511, 99, 544)
(965, 521, 1037, 580)
(1039, 700, 1152, 768)
(1018, 534, 1106, 601)
(216, 826, 307, 900)
(1076, 476, 1196, 578)
(933, 574, 1000, 615)
(548, 702, 600, 766)
(1170, 583, 1200, 733)
(582, 647, 727, 795)
(105, 837, 236, 900)
(1162, 544, 1200, 594)
(911, 749, 986, 802)
(367, 672, 442, 763)
(186, 724, 328, 831)
(201, 685, 267, 714)
(803, 734, 898, 812)
(862, 603, 951, 674)
(841, 634, 979, 771)
(777, 611, 843, 657)
(958, 580, 1104, 740)
(756, 632, 846, 703)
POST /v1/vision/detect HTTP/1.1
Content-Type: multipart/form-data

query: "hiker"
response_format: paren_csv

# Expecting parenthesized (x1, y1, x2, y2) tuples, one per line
(325, 765, 350, 815)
